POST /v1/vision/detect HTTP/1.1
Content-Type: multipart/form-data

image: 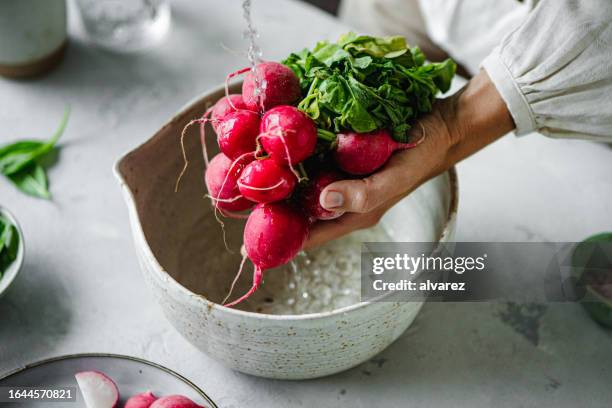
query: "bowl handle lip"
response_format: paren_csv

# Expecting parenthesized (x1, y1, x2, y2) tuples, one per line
(112, 81, 230, 191)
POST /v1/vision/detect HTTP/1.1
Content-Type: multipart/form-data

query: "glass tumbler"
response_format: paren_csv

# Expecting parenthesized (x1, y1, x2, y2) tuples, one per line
(76, 0, 171, 52)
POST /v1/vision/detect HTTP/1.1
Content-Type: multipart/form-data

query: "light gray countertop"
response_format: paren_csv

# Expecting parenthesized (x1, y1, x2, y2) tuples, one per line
(1, 1, 611, 407)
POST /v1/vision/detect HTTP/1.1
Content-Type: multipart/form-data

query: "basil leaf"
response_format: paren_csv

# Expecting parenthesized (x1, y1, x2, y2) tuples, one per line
(0, 141, 46, 175)
(8, 163, 50, 199)
(1, 108, 69, 199)
(0, 107, 69, 176)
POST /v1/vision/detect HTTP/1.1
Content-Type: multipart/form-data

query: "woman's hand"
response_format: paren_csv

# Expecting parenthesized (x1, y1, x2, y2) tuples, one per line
(304, 70, 515, 249)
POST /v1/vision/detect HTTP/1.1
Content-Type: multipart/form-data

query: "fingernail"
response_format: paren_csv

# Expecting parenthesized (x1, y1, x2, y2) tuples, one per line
(322, 191, 344, 209)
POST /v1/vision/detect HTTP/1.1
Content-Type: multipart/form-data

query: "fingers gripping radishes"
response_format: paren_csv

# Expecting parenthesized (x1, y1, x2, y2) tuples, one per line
(224, 202, 309, 307)
(238, 158, 297, 203)
(334, 129, 422, 175)
(211, 94, 252, 131)
(216, 110, 260, 160)
(260, 106, 317, 166)
(125, 391, 157, 408)
(74, 371, 119, 408)
(149, 395, 205, 408)
(205, 153, 254, 212)
(300, 170, 345, 222)
(242, 61, 301, 112)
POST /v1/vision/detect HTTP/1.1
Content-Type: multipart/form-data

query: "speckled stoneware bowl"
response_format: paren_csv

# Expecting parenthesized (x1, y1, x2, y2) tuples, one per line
(114, 84, 458, 380)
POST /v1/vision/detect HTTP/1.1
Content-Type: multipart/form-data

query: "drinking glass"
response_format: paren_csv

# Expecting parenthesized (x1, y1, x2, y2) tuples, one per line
(76, 0, 171, 52)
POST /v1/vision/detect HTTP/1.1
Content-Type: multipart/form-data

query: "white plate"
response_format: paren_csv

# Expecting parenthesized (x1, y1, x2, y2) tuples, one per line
(0, 353, 217, 407)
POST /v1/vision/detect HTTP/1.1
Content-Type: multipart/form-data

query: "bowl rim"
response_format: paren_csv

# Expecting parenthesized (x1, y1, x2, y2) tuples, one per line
(0, 205, 25, 298)
(114, 83, 460, 321)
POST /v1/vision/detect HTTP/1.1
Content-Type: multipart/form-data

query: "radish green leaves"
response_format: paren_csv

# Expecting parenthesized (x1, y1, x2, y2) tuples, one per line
(283, 33, 456, 142)
(0, 108, 69, 199)
(0, 215, 19, 279)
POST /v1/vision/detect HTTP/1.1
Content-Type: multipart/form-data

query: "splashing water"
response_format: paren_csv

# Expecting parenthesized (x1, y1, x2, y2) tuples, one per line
(242, 225, 393, 315)
(242, 0, 266, 112)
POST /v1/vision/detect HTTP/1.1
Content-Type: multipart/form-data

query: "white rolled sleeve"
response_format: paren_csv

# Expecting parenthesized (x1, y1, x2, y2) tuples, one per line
(482, 0, 612, 141)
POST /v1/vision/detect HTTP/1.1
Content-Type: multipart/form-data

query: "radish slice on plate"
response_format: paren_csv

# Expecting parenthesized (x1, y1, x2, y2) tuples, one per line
(75, 371, 119, 408)
(150, 395, 205, 408)
(125, 391, 158, 408)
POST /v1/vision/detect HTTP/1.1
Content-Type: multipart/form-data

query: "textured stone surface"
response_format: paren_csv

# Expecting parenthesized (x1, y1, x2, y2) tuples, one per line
(0, 0, 611, 406)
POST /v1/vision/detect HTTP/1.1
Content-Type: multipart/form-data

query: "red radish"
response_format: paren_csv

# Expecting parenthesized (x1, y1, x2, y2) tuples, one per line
(216, 110, 260, 160)
(125, 391, 157, 408)
(244, 202, 309, 270)
(149, 395, 204, 408)
(74, 371, 119, 408)
(225, 202, 309, 307)
(300, 170, 345, 222)
(238, 158, 297, 203)
(334, 129, 423, 175)
(205, 153, 254, 212)
(210, 94, 251, 131)
(242, 61, 301, 112)
(259, 106, 317, 166)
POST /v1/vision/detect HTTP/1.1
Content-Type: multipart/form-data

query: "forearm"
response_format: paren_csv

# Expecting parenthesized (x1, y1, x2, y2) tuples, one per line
(441, 70, 514, 165)
(392, 69, 514, 198)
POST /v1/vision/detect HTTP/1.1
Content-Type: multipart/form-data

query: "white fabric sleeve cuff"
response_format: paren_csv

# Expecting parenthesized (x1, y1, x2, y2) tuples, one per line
(482, 49, 536, 136)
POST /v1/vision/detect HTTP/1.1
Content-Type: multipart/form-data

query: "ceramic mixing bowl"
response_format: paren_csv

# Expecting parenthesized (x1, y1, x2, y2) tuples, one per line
(114, 84, 458, 380)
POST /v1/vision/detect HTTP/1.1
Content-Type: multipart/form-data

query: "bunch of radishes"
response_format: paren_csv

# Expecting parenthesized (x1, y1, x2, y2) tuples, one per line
(75, 371, 205, 408)
(184, 61, 422, 307)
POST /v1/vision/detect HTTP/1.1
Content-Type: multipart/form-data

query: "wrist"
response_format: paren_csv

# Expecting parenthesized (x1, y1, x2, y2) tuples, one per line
(442, 70, 515, 163)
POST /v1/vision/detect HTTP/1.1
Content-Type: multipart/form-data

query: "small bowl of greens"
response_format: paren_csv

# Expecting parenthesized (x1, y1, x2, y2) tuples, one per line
(572, 233, 612, 328)
(0, 206, 24, 298)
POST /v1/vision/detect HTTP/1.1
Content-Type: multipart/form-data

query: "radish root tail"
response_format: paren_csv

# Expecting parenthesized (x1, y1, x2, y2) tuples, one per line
(260, 127, 307, 182)
(176, 117, 213, 193)
(199, 107, 214, 168)
(237, 179, 284, 191)
(206, 194, 246, 203)
(209, 151, 256, 251)
(218, 209, 250, 219)
(405, 122, 427, 148)
(278, 132, 305, 182)
(224, 265, 263, 307)
(222, 254, 248, 305)
(225, 67, 251, 109)
(254, 134, 267, 159)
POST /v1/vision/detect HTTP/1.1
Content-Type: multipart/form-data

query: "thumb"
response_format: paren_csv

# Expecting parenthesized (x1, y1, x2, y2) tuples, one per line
(319, 142, 427, 214)
(320, 176, 393, 214)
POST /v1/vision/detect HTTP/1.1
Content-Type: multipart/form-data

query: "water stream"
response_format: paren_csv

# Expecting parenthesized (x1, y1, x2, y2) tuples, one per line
(241, 0, 266, 110)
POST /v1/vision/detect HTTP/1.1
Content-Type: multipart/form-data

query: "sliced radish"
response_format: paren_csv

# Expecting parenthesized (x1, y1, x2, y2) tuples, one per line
(150, 395, 205, 408)
(125, 391, 157, 408)
(75, 371, 119, 408)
